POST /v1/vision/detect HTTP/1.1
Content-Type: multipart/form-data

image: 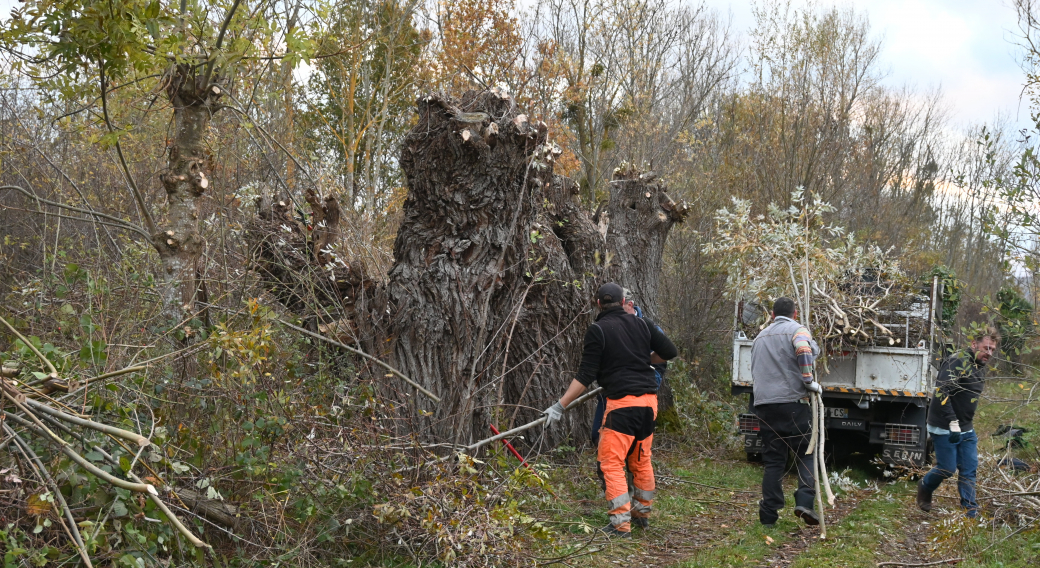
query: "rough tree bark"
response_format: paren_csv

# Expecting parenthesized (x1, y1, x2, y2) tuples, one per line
(384, 91, 606, 445)
(153, 64, 226, 325)
(601, 167, 690, 410)
(602, 168, 689, 322)
(249, 90, 686, 447)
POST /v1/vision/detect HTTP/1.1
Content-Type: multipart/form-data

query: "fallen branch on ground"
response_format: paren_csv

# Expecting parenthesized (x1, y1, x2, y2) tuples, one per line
(0, 313, 210, 557)
(876, 558, 963, 567)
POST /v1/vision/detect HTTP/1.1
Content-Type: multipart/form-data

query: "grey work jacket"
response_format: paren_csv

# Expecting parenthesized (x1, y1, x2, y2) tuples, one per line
(751, 316, 820, 406)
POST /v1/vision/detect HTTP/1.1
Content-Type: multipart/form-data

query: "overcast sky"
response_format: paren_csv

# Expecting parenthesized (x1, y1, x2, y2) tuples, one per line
(0, 0, 1031, 132)
(705, 0, 1032, 132)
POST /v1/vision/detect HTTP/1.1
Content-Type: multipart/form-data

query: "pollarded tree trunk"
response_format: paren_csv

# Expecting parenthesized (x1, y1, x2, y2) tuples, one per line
(249, 90, 686, 448)
(380, 90, 597, 445)
(602, 168, 689, 411)
(153, 64, 225, 325)
(602, 167, 689, 322)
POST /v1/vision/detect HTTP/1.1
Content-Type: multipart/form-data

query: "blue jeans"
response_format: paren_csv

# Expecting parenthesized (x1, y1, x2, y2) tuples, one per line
(922, 430, 979, 517)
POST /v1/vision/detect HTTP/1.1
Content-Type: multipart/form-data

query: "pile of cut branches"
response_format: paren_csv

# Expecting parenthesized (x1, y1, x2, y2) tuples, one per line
(976, 450, 1040, 527)
(0, 315, 209, 566)
(707, 190, 931, 351)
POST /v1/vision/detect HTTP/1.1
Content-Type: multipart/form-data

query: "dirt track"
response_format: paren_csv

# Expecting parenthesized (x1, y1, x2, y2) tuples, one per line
(546, 448, 958, 568)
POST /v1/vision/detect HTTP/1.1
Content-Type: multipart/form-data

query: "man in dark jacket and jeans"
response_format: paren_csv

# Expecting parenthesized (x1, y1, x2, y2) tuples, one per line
(751, 297, 823, 527)
(543, 282, 678, 537)
(917, 328, 999, 518)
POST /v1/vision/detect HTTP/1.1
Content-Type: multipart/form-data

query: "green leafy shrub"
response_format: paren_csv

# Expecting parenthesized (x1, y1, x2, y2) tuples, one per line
(658, 359, 738, 450)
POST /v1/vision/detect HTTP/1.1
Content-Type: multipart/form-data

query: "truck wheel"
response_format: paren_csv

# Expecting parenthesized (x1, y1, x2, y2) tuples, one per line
(746, 452, 762, 463)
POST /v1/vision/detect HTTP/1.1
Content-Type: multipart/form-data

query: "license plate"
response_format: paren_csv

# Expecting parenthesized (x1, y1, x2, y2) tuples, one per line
(827, 407, 849, 418)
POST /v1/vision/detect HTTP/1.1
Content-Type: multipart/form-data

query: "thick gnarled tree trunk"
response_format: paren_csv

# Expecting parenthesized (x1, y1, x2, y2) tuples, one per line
(249, 90, 685, 447)
(602, 168, 689, 409)
(379, 90, 595, 444)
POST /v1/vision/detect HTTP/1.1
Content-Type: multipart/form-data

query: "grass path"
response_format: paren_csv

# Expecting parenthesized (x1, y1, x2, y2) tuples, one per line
(537, 437, 1039, 567)
(529, 379, 1040, 567)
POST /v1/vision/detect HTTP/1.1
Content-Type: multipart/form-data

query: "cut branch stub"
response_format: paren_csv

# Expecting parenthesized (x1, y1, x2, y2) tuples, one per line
(164, 63, 227, 109)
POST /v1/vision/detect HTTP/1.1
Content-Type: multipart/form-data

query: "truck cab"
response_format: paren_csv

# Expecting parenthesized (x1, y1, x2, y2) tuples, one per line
(732, 278, 941, 468)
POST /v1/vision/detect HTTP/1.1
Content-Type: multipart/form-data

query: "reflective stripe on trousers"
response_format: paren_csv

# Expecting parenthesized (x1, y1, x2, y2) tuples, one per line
(630, 487, 655, 518)
(608, 492, 632, 527)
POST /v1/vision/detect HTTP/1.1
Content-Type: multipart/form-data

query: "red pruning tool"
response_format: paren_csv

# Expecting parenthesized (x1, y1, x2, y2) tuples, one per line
(489, 424, 531, 469)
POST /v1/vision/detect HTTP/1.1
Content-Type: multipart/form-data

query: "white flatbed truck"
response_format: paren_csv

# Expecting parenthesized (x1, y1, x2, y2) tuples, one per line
(732, 277, 941, 467)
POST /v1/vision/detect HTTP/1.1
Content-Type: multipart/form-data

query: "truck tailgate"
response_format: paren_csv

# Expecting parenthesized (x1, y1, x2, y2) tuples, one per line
(732, 339, 931, 397)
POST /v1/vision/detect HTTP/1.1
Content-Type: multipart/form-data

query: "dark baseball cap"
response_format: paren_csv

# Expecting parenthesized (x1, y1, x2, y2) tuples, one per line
(595, 282, 625, 303)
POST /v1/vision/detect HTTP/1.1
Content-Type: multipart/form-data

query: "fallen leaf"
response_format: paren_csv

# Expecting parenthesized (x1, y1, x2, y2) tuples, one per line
(26, 493, 51, 516)
(765, 535, 774, 544)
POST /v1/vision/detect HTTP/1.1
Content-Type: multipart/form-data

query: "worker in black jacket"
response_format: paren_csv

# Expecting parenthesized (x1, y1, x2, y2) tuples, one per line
(917, 327, 999, 518)
(590, 293, 668, 444)
(543, 282, 678, 537)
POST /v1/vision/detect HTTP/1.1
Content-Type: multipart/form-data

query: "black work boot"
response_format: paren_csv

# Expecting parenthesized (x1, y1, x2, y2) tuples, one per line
(631, 516, 649, 529)
(794, 506, 820, 526)
(917, 479, 933, 512)
(600, 524, 632, 538)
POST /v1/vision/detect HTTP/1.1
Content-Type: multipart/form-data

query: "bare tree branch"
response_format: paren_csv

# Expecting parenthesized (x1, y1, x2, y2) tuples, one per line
(98, 59, 157, 235)
(0, 185, 151, 239)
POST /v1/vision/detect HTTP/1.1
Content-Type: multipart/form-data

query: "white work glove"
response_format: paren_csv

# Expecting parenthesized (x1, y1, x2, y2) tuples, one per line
(948, 420, 962, 443)
(805, 381, 822, 394)
(543, 401, 565, 428)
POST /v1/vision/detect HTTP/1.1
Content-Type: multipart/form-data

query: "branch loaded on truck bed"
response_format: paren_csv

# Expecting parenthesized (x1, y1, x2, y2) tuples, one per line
(733, 382, 928, 399)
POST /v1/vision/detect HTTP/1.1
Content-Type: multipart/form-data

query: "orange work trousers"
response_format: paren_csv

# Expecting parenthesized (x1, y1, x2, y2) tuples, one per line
(597, 393, 657, 532)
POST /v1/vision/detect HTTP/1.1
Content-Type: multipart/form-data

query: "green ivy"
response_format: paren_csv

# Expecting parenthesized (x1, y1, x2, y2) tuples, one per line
(997, 286, 1035, 361)
(929, 265, 962, 332)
